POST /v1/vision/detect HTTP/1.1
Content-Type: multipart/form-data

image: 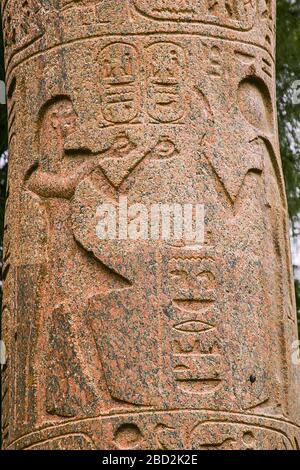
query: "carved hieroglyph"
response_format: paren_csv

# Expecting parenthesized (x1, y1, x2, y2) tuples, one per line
(1, 0, 300, 450)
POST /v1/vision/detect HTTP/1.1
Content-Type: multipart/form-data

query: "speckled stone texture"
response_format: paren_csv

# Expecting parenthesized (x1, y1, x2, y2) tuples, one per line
(1, 0, 300, 450)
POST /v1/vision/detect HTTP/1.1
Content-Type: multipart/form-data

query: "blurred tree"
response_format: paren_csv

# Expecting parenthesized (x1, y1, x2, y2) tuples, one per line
(276, 0, 300, 324)
(277, 0, 300, 225)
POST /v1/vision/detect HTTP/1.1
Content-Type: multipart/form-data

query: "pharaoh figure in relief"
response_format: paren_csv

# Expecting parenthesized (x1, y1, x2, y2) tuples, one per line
(1, 0, 300, 450)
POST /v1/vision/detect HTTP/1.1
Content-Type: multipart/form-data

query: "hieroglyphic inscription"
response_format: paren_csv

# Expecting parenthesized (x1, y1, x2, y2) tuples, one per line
(114, 423, 143, 450)
(145, 43, 187, 123)
(98, 43, 141, 125)
(132, 0, 257, 29)
(2, 0, 44, 57)
(58, 0, 112, 26)
(5, 411, 300, 450)
(167, 254, 224, 395)
(98, 41, 187, 126)
(206, 45, 223, 77)
(189, 421, 294, 450)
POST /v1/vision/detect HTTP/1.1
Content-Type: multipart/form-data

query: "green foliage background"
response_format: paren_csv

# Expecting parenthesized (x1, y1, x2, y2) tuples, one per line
(0, 1, 299, 324)
(276, 0, 300, 326)
(277, 0, 300, 225)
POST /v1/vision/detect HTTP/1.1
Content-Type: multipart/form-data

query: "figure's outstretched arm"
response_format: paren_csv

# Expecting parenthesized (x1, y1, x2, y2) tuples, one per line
(24, 160, 98, 199)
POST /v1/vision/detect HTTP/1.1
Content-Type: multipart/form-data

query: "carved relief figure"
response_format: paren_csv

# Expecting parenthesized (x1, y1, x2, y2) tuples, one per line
(24, 96, 111, 418)
(233, 74, 292, 412)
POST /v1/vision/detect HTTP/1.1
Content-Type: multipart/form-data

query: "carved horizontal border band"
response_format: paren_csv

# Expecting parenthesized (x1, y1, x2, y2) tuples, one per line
(2, 0, 275, 80)
(7, 410, 300, 450)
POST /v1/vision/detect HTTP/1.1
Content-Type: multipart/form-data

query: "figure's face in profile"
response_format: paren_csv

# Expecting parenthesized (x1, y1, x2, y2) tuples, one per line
(59, 104, 77, 138)
(51, 102, 77, 139)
